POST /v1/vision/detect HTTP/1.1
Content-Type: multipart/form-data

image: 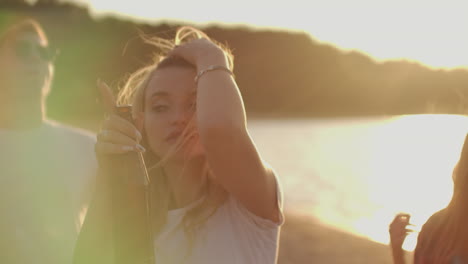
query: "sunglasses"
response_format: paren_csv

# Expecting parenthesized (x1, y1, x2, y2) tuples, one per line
(14, 40, 58, 62)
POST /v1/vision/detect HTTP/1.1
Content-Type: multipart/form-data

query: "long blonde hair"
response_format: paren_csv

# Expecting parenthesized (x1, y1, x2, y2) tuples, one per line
(116, 26, 233, 248)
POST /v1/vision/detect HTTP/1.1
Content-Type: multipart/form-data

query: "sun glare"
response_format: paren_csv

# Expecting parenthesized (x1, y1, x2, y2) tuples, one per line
(303, 1, 468, 69)
(352, 115, 468, 250)
(249, 115, 468, 250)
(80, 0, 468, 69)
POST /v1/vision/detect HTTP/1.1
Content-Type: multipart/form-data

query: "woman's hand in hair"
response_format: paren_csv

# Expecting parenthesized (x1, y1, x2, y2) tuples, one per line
(169, 38, 229, 71)
(94, 80, 145, 155)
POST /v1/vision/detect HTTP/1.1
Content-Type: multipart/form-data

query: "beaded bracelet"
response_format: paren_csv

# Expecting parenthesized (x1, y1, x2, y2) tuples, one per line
(194, 65, 234, 83)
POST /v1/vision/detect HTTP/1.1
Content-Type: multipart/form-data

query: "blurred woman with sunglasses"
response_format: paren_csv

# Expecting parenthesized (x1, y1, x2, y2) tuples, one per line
(0, 16, 97, 264)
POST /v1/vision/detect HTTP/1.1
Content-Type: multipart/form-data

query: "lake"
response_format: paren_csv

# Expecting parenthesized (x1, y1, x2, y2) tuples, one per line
(248, 114, 468, 250)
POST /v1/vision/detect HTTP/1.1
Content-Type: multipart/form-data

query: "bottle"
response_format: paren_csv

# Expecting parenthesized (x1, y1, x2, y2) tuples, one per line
(110, 105, 154, 264)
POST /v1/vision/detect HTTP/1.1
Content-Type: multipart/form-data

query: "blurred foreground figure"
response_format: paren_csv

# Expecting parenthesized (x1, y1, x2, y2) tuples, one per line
(389, 135, 468, 264)
(0, 16, 97, 263)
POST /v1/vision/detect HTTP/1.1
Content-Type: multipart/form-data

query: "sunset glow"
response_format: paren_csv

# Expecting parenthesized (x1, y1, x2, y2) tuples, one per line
(354, 115, 467, 249)
(68, 0, 468, 69)
(248, 115, 468, 250)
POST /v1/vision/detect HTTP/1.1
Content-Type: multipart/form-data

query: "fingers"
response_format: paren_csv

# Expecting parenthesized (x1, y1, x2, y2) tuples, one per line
(389, 213, 415, 248)
(389, 226, 409, 236)
(405, 223, 419, 233)
(95, 79, 146, 155)
(102, 114, 142, 142)
(390, 214, 409, 230)
(97, 79, 116, 115)
(167, 43, 193, 64)
(389, 227, 410, 247)
(395, 213, 411, 220)
(390, 213, 411, 225)
(95, 141, 144, 155)
(97, 129, 139, 147)
(390, 225, 412, 235)
(95, 128, 146, 155)
(167, 38, 223, 67)
(96, 114, 145, 155)
(389, 213, 417, 239)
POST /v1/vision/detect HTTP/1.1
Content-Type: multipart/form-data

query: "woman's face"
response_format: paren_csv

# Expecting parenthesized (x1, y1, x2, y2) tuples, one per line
(143, 66, 204, 161)
(0, 30, 52, 98)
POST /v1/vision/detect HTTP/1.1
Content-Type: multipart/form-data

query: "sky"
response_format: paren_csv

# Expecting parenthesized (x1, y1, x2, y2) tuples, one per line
(58, 0, 468, 68)
(60, 0, 468, 70)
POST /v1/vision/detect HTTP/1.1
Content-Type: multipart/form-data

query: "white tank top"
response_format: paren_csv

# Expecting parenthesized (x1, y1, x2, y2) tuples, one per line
(154, 178, 284, 264)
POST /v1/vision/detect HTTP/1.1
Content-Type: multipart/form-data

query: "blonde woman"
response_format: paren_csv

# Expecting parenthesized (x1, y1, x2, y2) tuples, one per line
(75, 27, 284, 264)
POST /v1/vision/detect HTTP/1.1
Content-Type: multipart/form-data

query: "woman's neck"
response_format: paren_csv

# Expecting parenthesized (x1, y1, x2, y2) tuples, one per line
(0, 101, 44, 130)
(163, 156, 207, 209)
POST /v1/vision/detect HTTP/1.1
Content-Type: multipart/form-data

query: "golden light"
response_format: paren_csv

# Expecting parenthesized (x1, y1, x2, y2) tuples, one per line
(352, 114, 467, 250)
(78, 0, 468, 69)
(248, 115, 468, 250)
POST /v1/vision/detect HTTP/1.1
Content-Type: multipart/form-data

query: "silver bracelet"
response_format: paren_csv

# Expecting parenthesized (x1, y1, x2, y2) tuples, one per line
(194, 65, 233, 83)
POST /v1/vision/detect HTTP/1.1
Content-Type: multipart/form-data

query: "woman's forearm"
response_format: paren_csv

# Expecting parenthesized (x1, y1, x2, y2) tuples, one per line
(391, 245, 407, 264)
(195, 51, 247, 136)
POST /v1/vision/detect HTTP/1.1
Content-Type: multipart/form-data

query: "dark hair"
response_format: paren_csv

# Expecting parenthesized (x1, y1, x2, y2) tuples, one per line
(453, 134, 468, 196)
(420, 134, 468, 262)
